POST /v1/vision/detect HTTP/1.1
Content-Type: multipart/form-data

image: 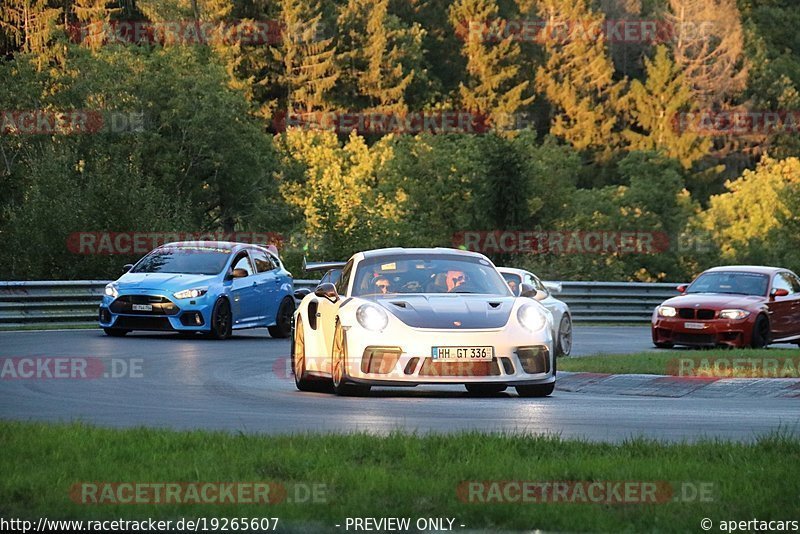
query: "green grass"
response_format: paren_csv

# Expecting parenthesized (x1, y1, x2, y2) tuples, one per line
(2, 421, 799, 532)
(560, 348, 800, 376)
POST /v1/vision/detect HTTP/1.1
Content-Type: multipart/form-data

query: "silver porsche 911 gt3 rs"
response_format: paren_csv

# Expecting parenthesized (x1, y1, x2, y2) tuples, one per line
(291, 248, 556, 397)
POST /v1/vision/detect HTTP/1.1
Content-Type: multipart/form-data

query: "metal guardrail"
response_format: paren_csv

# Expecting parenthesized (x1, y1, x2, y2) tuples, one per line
(0, 279, 682, 328)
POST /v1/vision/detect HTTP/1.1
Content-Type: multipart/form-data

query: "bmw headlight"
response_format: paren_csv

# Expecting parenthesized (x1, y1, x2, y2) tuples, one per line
(517, 303, 546, 332)
(104, 283, 119, 298)
(719, 309, 750, 320)
(658, 306, 677, 317)
(356, 303, 389, 331)
(173, 288, 208, 300)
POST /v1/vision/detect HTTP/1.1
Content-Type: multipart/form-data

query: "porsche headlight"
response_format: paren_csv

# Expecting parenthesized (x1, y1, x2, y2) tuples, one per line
(658, 306, 677, 317)
(517, 303, 546, 332)
(719, 309, 750, 320)
(104, 283, 119, 298)
(173, 288, 208, 300)
(356, 303, 389, 331)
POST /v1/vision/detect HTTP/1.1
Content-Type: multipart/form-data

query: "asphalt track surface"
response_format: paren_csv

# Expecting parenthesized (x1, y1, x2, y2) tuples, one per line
(1, 327, 798, 442)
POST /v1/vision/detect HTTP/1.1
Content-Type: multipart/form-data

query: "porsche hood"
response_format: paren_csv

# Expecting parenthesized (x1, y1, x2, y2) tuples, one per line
(370, 294, 517, 329)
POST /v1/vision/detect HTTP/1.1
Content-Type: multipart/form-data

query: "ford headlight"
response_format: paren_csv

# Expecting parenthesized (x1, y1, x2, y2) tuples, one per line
(356, 303, 388, 331)
(104, 283, 119, 298)
(173, 288, 208, 299)
(658, 306, 677, 317)
(517, 303, 546, 332)
(719, 309, 750, 320)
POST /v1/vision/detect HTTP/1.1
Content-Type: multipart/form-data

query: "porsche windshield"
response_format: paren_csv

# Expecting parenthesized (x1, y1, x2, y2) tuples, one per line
(352, 254, 511, 296)
(131, 246, 232, 275)
(686, 271, 769, 296)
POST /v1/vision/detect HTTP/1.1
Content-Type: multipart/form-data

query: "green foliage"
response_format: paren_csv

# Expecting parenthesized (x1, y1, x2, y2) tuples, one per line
(698, 155, 800, 268)
(622, 46, 711, 169)
(449, 0, 533, 130)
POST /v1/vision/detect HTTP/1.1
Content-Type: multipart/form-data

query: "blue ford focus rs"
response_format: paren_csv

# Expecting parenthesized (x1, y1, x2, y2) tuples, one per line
(98, 241, 295, 339)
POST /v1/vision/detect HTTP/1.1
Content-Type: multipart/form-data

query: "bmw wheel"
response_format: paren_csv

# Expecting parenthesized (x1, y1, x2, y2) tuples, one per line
(751, 314, 770, 348)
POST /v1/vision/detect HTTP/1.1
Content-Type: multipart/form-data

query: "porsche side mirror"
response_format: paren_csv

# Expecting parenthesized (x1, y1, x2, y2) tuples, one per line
(294, 288, 311, 300)
(770, 288, 789, 299)
(314, 282, 339, 303)
(676, 284, 688, 293)
(122, 264, 133, 273)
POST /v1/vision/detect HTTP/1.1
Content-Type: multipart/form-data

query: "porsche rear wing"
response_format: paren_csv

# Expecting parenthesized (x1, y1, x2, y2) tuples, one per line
(302, 258, 346, 273)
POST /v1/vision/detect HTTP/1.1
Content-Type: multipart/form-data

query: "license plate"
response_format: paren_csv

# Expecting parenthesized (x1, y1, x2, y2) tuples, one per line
(431, 346, 494, 362)
(685, 322, 706, 329)
(132, 304, 153, 312)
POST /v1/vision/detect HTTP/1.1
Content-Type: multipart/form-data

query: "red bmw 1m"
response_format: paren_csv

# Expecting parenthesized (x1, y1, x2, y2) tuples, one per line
(652, 266, 800, 348)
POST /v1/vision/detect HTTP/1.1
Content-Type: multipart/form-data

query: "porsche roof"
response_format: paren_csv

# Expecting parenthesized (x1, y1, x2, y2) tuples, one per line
(361, 247, 485, 259)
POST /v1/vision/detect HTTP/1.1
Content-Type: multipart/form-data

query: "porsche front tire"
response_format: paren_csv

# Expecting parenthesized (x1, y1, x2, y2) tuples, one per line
(331, 322, 371, 397)
(515, 383, 555, 398)
(465, 384, 507, 395)
(292, 319, 329, 393)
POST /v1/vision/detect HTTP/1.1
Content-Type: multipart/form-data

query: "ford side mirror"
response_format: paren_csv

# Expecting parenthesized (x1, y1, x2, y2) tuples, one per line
(294, 288, 311, 300)
(677, 284, 688, 293)
(122, 264, 133, 273)
(314, 282, 339, 303)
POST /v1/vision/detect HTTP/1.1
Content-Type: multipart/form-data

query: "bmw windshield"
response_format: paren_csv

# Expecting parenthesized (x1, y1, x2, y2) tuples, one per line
(352, 254, 512, 296)
(131, 246, 232, 275)
(686, 271, 769, 296)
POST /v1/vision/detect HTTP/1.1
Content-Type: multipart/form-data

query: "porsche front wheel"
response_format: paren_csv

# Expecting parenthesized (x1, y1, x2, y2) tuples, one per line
(331, 322, 370, 396)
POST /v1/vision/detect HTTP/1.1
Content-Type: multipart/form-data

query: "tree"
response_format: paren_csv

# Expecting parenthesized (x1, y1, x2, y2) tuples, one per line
(622, 45, 711, 169)
(0, 0, 60, 61)
(698, 155, 800, 262)
(535, 0, 625, 157)
(336, 0, 421, 114)
(273, 0, 339, 114)
(449, 0, 533, 131)
(71, 0, 117, 51)
(667, 0, 748, 107)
